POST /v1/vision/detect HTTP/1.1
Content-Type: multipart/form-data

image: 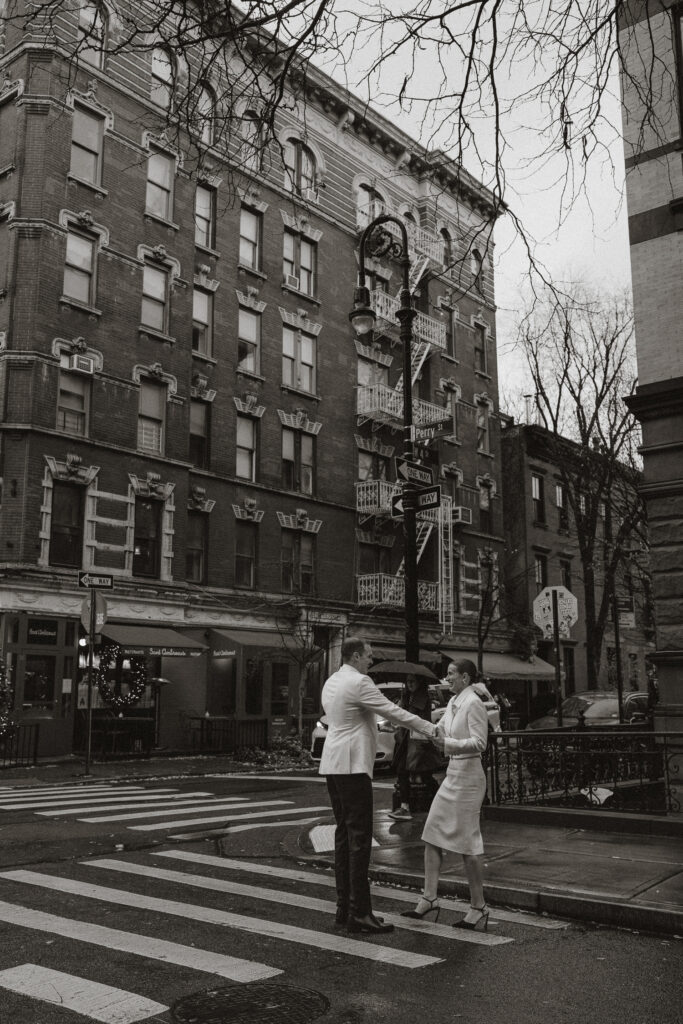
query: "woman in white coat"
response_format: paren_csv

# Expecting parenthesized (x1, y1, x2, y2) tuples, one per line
(402, 658, 490, 930)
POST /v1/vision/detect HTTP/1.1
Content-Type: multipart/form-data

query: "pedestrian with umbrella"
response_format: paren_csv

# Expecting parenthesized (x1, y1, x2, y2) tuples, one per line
(383, 667, 442, 820)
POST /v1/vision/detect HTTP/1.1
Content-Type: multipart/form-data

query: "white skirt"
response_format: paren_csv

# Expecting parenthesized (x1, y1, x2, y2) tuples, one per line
(421, 756, 485, 856)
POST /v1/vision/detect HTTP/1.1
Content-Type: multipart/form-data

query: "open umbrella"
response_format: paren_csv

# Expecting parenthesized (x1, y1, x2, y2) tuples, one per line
(369, 661, 439, 680)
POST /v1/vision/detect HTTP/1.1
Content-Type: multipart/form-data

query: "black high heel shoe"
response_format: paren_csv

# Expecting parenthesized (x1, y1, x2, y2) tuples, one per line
(401, 896, 441, 922)
(453, 904, 489, 931)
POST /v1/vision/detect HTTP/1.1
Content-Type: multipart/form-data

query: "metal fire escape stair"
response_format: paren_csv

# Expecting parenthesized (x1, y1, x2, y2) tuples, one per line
(394, 519, 434, 578)
(392, 254, 432, 394)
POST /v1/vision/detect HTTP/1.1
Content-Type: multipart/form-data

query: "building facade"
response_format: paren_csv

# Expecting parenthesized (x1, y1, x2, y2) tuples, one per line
(501, 423, 655, 724)
(0, 2, 511, 758)
(619, 0, 683, 738)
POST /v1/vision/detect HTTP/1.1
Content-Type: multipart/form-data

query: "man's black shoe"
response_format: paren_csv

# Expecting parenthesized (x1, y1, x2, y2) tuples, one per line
(347, 914, 394, 935)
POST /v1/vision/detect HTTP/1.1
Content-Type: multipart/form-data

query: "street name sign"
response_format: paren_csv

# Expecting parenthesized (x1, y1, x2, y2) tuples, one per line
(391, 485, 441, 517)
(533, 586, 578, 639)
(411, 425, 453, 444)
(394, 457, 434, 486)
(78, 571, 114, 590)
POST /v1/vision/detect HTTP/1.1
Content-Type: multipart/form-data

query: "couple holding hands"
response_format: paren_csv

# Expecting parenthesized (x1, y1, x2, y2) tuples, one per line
(319, 637, 489, 935)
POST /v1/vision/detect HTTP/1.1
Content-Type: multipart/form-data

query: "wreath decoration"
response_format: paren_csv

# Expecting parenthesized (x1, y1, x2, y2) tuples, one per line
(0, 659, 15, 740)
(96, 643, 147, 710)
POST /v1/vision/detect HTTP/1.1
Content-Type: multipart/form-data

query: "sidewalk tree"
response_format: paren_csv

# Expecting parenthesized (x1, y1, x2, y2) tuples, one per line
(514, 283, 648, 684)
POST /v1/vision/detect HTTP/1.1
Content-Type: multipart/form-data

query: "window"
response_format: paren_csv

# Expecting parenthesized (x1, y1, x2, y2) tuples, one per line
(236, 415, 257, 481)
(282, 326, 316, 393)
(282, 428, 314, 495)
(235, 521, 257, 588)
(138, 379, 166, 453)
(357, 450, 388, 481)
(440, 228, 453, 268)
(283, 139, 316, 195)
(63, 230, 96, 305)
(78, 2, 106, 68)
(358, 542, 390, 576)
(534, 554, 548, 594)
(141, 262, 169, 333)
(471, 248, 483, 283)
(283, 231, 316, 295)
(476, 400, 490, 452)
(281, 530, 315, 594)
(239, 207, 261, 269)
(151, 48, 174, 109)
(186, 511, 208, 583)
(57, 370, 90, 435)
(50, 482, 83, 567)
(474, 324, 487, 374)
(146, 149, 174, 220)
(444, 390, 460, 440)
(443, 309, 457, 359)
(192, 288, 213, 356)
(270, 662, 290, 715)
(560, 559, 572, 591)
(479, 484, 492, 533)
(240, 109, 262, 170)
(237, 308, 261, 374)
(197, 85, 215, 146)
(133, 498, 162, 578)
(531, 473, 546, 523)
(357, 359, 388, 387)
(356, 184, 385, 227)
(194, 185, 215, 248)
(189, 399, 209, 468)
(556, 483, 569, 530)
(70, 106, 103, 185)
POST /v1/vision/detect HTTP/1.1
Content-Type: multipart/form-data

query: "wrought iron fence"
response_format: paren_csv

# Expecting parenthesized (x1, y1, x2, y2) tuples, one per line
(0, 723, 39, 768)
(485, 729, 682, 815)
(191, 717, 269, 754)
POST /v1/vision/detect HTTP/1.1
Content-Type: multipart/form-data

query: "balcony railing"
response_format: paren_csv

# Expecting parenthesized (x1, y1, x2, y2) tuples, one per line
(355, 479, 400, 515)
(357, 383, 448, 428)
(356, 572, 439, 611)
(370, 290, 447, 350)
(357, 203, 443, 263)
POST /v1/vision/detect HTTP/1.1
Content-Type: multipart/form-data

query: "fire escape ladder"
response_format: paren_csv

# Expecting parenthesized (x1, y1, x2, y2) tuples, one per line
(438, 495, 454, 634)
(408, 254, 430, 293)
(393, 340, 431, 395)
(395, 519, 434, 578)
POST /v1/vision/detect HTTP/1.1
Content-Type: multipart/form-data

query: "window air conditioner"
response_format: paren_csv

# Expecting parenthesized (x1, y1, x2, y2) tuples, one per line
(302, 187, 319, 203)
(69, 354, 95, 374)
(284, 274, 300, 290)
(452, 506, 472, 524)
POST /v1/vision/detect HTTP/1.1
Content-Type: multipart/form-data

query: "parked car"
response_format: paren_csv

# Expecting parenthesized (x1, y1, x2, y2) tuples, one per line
(310, 682, 404, 771)
(430, 682, 502, 733)
(527, 689, 651, 730)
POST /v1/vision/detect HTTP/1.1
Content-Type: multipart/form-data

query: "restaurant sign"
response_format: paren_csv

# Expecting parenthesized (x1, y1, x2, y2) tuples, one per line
(118, 645, 205, 658)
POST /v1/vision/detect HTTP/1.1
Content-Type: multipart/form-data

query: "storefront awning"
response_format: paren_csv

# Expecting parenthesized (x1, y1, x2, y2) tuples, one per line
(210, 628, 317, 659)
(438, 649, 556, 680)
(100, 625, 207, 658)
(368, 643, 441, 665)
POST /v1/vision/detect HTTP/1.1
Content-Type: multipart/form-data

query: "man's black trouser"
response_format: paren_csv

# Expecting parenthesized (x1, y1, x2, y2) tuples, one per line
(325, 773, 373, 919)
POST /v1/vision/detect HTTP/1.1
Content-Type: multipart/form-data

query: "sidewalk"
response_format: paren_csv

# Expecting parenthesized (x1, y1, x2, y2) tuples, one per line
(4, 754, 683, 937)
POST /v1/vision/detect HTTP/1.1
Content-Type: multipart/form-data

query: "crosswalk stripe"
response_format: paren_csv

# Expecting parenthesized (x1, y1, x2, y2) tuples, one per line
(221, 816, 322, 834)
(83, 799, 292, 824)
(0, 786, 152, 802)
(157, 851, 567, 931)
(85, 858, 510, 946)
(0, 900, 280, 981)
(0, 870, 442, 969)
(36, 794, 234, 816)
(5, 791, 210, 811)
(128, 804, 329, 832)
(0, 964, 167, 1023)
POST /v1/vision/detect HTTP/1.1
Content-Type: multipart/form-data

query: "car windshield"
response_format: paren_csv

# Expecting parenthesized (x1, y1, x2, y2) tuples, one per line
(583, 700, 619, 720)
(561, 692, 614, 716)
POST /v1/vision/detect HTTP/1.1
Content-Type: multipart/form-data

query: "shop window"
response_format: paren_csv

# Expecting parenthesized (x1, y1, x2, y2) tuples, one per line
(133, 498, 162, 578)
(186, 510, 208, 583)
(282, 427, 314, 495)
(23, 654, 57, 712)
(195, 185, 216, 248)
(235, 521, 257, 588)
(70, 105, 104, 185)
(236, 415, 257, 481)
(270, 661, 290, 715)
(50, 482, 84, 567)
(244, 657, 264, 715)
(189, 399, 210, 468)
(63, 230, 96, 305)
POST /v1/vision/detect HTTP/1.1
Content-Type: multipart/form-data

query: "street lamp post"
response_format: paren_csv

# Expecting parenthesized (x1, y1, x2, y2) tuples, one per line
(349, 215, 420, 662)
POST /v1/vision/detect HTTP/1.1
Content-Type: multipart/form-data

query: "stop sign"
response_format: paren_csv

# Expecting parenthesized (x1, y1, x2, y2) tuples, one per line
(533, 586, 578, 639)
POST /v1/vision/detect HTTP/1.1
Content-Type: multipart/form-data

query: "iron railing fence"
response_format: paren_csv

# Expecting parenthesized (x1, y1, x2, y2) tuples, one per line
(191, 717, 269, 754)
(0, 723, 39, 768)
(485, 729, 683, 815)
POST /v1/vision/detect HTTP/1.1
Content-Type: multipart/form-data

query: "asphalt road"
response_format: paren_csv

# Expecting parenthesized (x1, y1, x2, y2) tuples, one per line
(0, 773, 681, 1024)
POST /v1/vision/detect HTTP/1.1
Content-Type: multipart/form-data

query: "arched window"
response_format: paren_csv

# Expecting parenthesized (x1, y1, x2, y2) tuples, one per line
(151, 48, 174, 110)
(403, 210, 417, 224)
(440, 228, 453, 268)
(283, 138, 316, 196)
(197, 85, 215, 146)
(471, 248, 483, 283)
(78, 2, 106, 69)
(356, 184, 385, 228)
(240, 109, 263, 171)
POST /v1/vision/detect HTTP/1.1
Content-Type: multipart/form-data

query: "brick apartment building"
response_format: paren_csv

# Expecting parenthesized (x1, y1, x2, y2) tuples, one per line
(619, 0, 683, 739)
(0, 2, 516, 758)
(502, 422, 655, 725)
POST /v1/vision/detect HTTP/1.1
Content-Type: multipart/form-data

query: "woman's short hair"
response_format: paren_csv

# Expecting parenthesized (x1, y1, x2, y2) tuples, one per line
(454, 658, 478, 682)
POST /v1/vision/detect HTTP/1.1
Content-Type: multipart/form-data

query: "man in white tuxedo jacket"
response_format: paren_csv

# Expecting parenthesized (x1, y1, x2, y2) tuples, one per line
(319, 636, 437, 934)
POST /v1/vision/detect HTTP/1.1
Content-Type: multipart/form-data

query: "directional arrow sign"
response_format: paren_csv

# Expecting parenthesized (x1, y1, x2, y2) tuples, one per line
(413, 485, 441, 511)
(78, 571, 114, 590)
(394, 457, 434, 486)
(391, 492, 413, 518)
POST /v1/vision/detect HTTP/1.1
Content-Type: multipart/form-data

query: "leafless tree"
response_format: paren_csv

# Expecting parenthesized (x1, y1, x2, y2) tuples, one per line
(1, 1, 673, 262)
(514, 283, 649, 683)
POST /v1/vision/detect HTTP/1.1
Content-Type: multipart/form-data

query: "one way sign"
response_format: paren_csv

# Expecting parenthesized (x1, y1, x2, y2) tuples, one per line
(78, 571, 114, 589)
(391, 485, 442, 517)
(394, 458, 434, 486)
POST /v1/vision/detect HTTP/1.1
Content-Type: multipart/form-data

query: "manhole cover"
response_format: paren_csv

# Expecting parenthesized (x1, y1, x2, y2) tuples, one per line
(172, 982, 329, 1024)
